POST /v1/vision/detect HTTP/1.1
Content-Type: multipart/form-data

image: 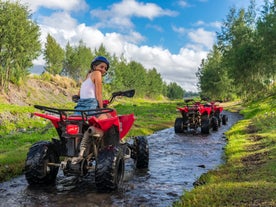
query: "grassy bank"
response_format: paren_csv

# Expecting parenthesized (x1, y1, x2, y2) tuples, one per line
(0, 98, 180, 182)
(173, 96, 276, 206)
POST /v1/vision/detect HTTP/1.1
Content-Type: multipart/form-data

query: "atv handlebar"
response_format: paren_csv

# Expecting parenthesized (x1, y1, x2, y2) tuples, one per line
(72, 89, 135, 106)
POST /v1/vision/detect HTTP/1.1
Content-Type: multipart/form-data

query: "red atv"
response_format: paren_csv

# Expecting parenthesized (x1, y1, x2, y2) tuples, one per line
(206, 101, 228, 127)
(24, 89, 149, 192)
(174, 99, 212, 134)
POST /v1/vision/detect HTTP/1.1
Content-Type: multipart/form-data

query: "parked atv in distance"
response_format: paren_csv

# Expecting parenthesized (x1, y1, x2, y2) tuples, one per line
(24, 89, 149, 192)
(174, 99, 212, 134)
(204, 100, 228, 127)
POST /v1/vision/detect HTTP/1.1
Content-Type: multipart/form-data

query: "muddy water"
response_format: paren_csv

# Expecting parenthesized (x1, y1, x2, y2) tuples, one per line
(0, 111, 242, 207)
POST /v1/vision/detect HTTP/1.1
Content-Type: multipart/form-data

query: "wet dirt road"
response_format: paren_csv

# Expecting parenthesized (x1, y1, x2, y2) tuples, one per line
(0, 111, 242, 207)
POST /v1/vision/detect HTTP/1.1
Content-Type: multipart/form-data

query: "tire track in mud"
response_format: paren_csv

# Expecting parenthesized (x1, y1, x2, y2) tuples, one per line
(0, 111, 242, 207)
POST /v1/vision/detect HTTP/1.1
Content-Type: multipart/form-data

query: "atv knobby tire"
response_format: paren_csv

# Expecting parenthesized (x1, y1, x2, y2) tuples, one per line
(95, 147, 125, 192)
(174, 118, 183, 133)
(201, 117, 210, 134)
(132, 136, 149, 169)
(214, 111, 221, 127)
(103, 125, 120, 146)
(25, 141, 59, 185)
(211, 116, 219, 131)
(222, 114, 228, 125)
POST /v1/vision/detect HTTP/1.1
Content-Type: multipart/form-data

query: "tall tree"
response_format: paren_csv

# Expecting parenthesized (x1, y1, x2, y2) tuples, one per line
(167, 82, 184, 99)
(63, 40, 93, 81)
(43, 34, 65, 75)
(0, 1, 41, 90)
(63, 42, 74, 77)
(122, 61, 147, 97)
(110, 56, 128, 92)
(257, 0, 276, 82)
(197, 45, 234, 101)
(217, 2, 264, 99)
(146, 68, 164, 98)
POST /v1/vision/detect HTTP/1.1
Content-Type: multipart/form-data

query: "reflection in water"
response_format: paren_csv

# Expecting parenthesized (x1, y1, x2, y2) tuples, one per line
(0, 112, 242, 207)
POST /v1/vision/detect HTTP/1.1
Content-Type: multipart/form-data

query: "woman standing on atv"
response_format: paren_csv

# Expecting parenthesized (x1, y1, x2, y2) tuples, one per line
(74, 56, 110, 119)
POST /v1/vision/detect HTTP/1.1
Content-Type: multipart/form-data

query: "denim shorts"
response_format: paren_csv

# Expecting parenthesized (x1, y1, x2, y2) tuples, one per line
(74, 98, 98, 115)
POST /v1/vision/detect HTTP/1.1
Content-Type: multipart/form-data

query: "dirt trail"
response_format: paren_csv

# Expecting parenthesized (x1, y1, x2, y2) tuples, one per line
(0, 111, 242, 207)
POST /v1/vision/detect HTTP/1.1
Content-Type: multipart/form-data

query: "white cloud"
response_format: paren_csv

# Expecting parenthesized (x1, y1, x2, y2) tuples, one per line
(194, 20, 222, 29)
(188, 28, 215, 49)
(177, 0, 190, 8)
(9, 0, 88, 12)
(39, 12, 78, 30)
(209, 21, 222, 28)
(172, 25, 186, 35)
(194, 20, 205, 26)
(91, 0, 178, 29)
(113, 0, 176, 18)
(146, 24, 163, 32)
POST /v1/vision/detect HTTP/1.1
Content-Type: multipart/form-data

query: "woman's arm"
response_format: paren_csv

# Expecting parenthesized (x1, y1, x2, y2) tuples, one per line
(92, 71, 103, 108)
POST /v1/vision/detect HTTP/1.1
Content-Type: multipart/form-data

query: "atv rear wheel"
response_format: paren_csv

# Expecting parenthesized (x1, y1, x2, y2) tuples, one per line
(201, 117, 210, 134)
(218, 116, 222, 127)
(103, 125, 120, 146)
(174, 118, 184, 133)
(222, 114, 228, 125)
(215, 111, 221, 127)
(95, 147, 125, 192)
(132, 136, 149, 169)
(211, 116, 219, 131)
(25, 141, 59, 185)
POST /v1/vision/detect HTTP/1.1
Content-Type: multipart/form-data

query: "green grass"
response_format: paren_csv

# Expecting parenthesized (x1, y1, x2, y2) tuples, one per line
(114, 101, 179, 137)
(0, 127, 57, 181)
(0, 102, 76, 136)
(173, 96, 276, 207)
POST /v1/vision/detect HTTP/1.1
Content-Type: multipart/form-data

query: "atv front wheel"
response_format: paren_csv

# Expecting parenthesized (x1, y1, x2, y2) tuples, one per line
(25, 141, 59, 185)
(222, 114, 228, 125)
(132, 136, 149, 169)
(201, 117, 210, 134)
(211, 116, 219, 131)
(174, 118, 184, 133)
(215, 111, 221, 127)
(95, 147, 125, 192)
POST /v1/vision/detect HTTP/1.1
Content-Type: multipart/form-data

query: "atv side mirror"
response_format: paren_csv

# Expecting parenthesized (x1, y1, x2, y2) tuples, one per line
(121, 89, 135, 98)
(109, 89, 135, 104)
(112, 89, 135, 98)
(184, 99, 193, 103)
(201, 97, 210, 101)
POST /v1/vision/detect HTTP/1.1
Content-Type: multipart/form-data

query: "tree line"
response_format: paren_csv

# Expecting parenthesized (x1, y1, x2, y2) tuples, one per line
(197, 0, 276, 101)
(0, 1, 184, 99)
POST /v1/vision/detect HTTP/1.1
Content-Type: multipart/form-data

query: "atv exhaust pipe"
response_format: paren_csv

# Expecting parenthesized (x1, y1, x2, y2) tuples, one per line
(79, 126, 104, 158)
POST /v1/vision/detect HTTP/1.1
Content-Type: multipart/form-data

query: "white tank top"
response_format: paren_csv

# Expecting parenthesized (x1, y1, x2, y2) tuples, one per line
(79, 74, 96, 99)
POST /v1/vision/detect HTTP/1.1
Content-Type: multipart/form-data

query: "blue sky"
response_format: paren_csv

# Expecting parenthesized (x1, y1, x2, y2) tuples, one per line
(11, 0, 265, 92)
